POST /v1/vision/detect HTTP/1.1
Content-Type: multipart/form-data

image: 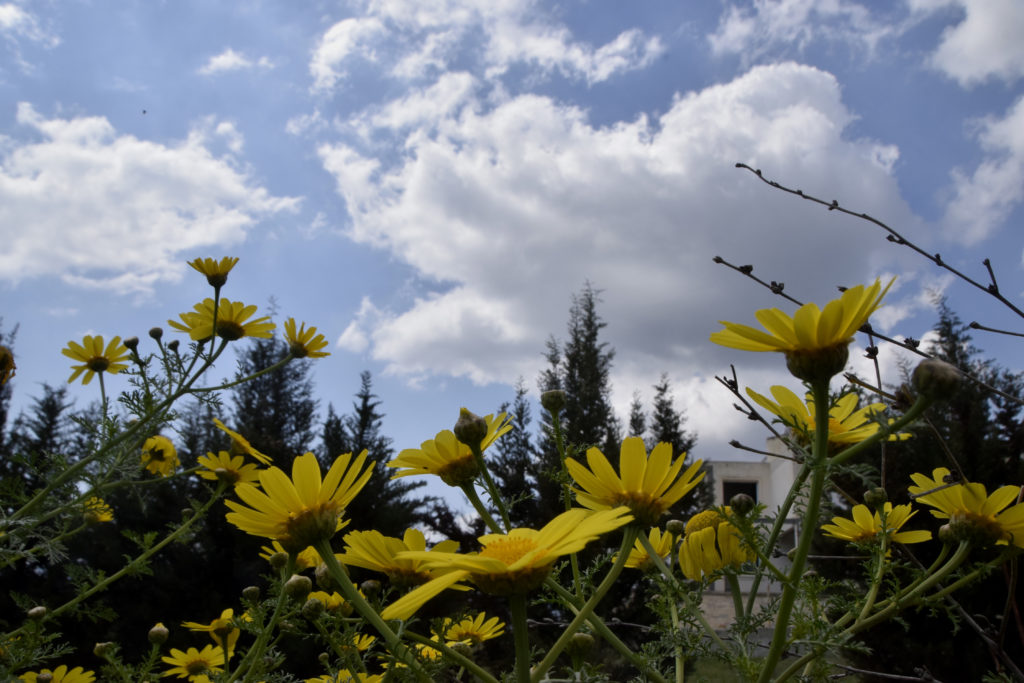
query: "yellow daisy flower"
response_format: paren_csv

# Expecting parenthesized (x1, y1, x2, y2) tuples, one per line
(711, 278, 894, 381)
(388, 412, 512, 487)
(161, 645, 225, 680)
(909, 467, 1024, 548)
(565, 437, 705, 526)
(19, 665, 96, 683)
(822, 503, 931, 545)
(61, 335, 131, 385)
(746, 386, 910, 448)
(168, 297, 275, 342)
(284, 318, 330, 359)
(188, 257, 239, 288)
(619, 527, 673, 570)
(182, 608, 248, 660)
(259, 541, 321, 571)
(439, 612, 505, 645)
(337, 528, 461, 589)
(212, 418, 272, 465)
(380, 507, 633, 620)
(82, 496, 114, 524)
(0, 344, 15, 385)
(197, 451, 261, 486)
(678, 507, 754, 581)
(306, 672, 382, 683)
(225, 451, 372, 553)
(141, 435, 179, 477)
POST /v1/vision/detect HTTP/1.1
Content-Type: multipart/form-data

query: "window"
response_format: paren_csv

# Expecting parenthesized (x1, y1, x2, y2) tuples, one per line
(722, 480, 758, 503)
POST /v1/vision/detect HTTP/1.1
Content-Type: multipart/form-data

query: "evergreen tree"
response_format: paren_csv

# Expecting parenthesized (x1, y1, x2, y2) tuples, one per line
(628, 390, 646, 438)
(0, 321, 16, 460)
(7, 383, 75, 461)
(230, 336, 318, 466)
(322, 371, 431, 537)
(533, 284, 619, 523)
(491, 379, 537, 526)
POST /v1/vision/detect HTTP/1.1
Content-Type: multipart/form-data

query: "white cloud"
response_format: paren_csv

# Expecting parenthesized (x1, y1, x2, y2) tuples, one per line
(708, 0, 897, 62)
(198, 48, 275, 75)
(321, 62, 922, 400)
(923, 0, 1024, 86)
(368, 72, 477, 131)
(0, 3, 57, 47)
(0, 104, 299, 294)
(310, 1, 663, 91)
(943, 95, 1024, 244)
(310, 17, 386, 91)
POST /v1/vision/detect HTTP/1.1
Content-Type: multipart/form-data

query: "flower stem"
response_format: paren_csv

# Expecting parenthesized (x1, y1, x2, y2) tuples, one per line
(531, 526, 639, 682)
(510, 594, 532, 683)
(404, 631, 500, 683)
(314, 539, 431, 682)
(755, 378, 831, 683)
(225, 553, 295, 683)
(461, 483, 505, 534)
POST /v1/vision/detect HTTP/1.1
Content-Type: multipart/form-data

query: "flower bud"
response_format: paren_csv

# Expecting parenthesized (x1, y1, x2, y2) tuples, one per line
(301, 597, 325, 620)
(729, 493, 756, 516)
(449, 641, 474, 659)
(665, 519, 686, 538)
(94, 641, 115, 658)
(167, 340, 180, 353)
(123, 336, 139, 353)
(863, 487, 887, 509)
(148, 327, 163, 341)
(242, 585, 260, 602)
(566, 632, 595, 659)
(36, 674, 53, 683)
(315, 562, 340, 592)
(148, 622, 169, 645)
(360, 579, 382, 599)
(453, 408, 488, 451)
(540, 390, 566, 415)
(937, 523, 955, 545)
(27, 606, 46, 621)
(318, 652, 331, 666)
(268, 552, 289, 572)
(912, 358, 961, 402)
(284, 574, 313, 600)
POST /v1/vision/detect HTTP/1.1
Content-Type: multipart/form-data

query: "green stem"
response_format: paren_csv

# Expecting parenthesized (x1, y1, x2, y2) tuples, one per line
(858, 523, 889, 622)
(225, 553, 295, 683)
(510, 595, 532, 683)
(468, 441, 512, 532)
(544, 579, 669, 683)
(314, 539, 431, 682)
(404, 631, 500, 683)
(461, 484, 505, 534)
(828, 394, 932, 467)
(640, 533, 730, 652)
(531, 527, 639, 682)
(756, 378, 831, 683)
(726, 574, 745, 623)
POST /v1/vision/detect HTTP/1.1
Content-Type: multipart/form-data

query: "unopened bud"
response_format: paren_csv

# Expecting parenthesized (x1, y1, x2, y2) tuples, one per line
(180, 508, 194, 520)
(453, 408, 488, 450)
(566, 632, 595, 659)
(912, 359, 961, 402)
(937, 524, 955, 545)
(301, 597, 325, 620)
(284, 574, 312, 600)
(27, 606, 46, 621)
(729, 493, 755, 516)
(863, 487, 887, 509)
(360, 579, 382, 599)
(318, 652, 330, 666)
(123, 337, 139, 353)
(148, 622, 169, 644)
(148, 327, 163, 341)
(36, 674, 53, 683)
(665, 519, 686, 538)
(268, 552, 289, 571)
(242, 585, 260, 602)
(167, 340, 180, 353)
(449, 641, 474, 659)
(93, 641, 115, 658)
(315, 562, 340, 592)
(540, 390, 566, 415)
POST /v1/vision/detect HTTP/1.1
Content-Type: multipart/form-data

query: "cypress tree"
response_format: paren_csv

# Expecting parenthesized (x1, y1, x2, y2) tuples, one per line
(491, 378, 538, 526)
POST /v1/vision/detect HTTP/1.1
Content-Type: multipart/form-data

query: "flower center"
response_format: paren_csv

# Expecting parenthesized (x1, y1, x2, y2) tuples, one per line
(87, 356, 110, 372)
(686, 509, 726, 535)
(479, 537, 539, 566)
(216, 320, 245, 341)
(185, 659, 210, 675)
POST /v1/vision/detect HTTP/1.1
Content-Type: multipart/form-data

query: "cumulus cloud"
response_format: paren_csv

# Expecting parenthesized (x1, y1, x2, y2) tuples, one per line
(310, 0, 663, 91)
(918, 0, 1024, 86)
(0, 3, 57, 47)
(0, 104, 299, 294)
(943, 95, 1024, 245)
(321, 62, 922, 403)
(708, 0, 898, 62)
(198, 47, 274, 75)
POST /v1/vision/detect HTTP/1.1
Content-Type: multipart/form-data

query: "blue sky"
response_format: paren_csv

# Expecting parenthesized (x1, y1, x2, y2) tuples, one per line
(2, 1, 1023, 490)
